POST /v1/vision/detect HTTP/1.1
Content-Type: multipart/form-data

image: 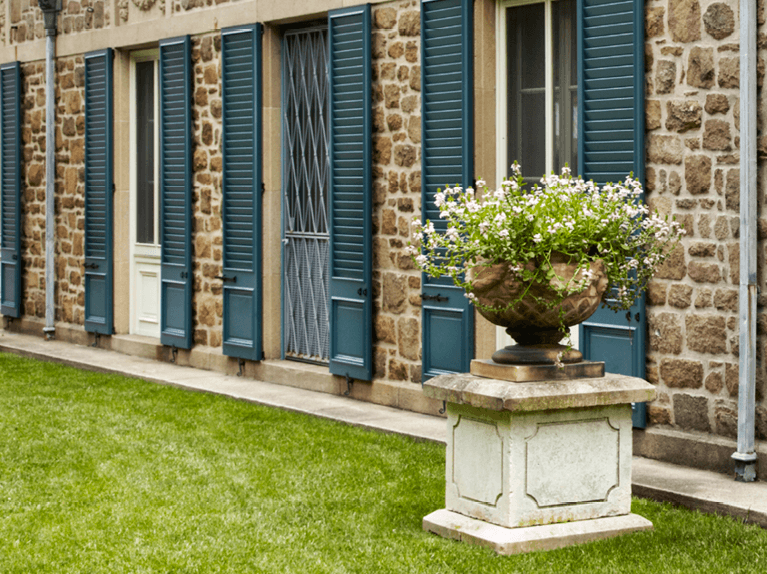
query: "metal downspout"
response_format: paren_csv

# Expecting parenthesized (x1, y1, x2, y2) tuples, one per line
(733, 0, 758, 482)
(38, 1, 61, 340)
(43, 32, 55, 339)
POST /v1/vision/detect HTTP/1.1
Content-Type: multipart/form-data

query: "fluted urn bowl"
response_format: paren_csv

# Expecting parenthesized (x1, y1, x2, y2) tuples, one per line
(468, 253, 609, 365)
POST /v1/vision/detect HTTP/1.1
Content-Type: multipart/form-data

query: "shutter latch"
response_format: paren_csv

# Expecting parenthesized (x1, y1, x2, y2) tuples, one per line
(421, 293, 448, 302)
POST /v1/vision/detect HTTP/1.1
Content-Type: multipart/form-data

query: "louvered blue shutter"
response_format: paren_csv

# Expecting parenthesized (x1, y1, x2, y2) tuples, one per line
(159, 36, 193, 349)
(577, 0, 646, 426)
(420, 0, 474, 380)
(0, 62, 21, 318)
(221, 24, 263, 361)
(84, 49, 113, 335)
(328, 5, 373, 381)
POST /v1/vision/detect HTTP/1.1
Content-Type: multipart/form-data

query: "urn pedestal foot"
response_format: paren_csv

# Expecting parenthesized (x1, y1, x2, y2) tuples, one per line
(423, 509, 653, 555)
(422, 372, 656, 555)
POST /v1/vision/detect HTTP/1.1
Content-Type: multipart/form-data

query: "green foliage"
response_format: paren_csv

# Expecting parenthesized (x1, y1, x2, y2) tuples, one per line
(0, 353, 765, 573)
(410, 166, 685, 314)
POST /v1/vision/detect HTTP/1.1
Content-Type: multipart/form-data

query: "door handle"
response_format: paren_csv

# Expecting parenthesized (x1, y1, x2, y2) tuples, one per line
(215, 275, 237, 283)
(83, 262, 98, 269)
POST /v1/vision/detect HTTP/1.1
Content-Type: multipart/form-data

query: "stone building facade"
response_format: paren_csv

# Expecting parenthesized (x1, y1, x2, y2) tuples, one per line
(642, 0, 767, 450)
(0, 0, 765, 475)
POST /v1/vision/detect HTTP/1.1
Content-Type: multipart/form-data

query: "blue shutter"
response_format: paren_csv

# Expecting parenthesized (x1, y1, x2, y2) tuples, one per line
(83, 49, 113, 335)
(221, 24, 263, 361)
(420, 0, 474, 380)
(328, 5, 373, 381)
(577, 0, 646, 427)
(0, 62, 21, 318)
(159, 36, 193, 349)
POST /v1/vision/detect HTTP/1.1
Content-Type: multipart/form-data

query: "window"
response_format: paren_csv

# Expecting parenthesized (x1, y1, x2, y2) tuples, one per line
(499, 0, 577, 184)
(133, 54, 159, 246)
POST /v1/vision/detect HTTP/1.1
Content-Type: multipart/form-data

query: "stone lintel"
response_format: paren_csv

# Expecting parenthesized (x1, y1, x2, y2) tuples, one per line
(423, 509, 653, 555)
(423, 372, 656, 412)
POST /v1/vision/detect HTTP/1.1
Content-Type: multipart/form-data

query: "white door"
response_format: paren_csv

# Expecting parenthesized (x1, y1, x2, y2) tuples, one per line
(130, 51, 162, 338)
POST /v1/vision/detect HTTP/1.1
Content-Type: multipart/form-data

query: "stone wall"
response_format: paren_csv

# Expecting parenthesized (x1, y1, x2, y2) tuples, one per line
(644, 0, 767, 439)
(371, 0, 424, 385)
(191, 33, 224, 348)
(19, 55, 86, 324)
(9, 0, 108, 44)
(20, 61, 46, 318)
(172, 0, 236, 14)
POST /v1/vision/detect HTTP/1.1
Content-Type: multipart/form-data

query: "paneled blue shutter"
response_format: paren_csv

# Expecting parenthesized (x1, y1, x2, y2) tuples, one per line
(420, 0, 474, 380)
(328, 5, 373, 381)
(221, 24, 263, 361)
(84, 49, 113, 335)
(577, 0, 646, 426)
(0, 62, 21, 318)
(159, 36, 193, 349)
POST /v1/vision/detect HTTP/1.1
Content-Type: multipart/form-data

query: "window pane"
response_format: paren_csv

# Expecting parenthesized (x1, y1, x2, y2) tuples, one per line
(520, 93, 546, 178)
(136, 60, 155, 245)
(507, 2, 545, 180)
(552, 0, 578, 174)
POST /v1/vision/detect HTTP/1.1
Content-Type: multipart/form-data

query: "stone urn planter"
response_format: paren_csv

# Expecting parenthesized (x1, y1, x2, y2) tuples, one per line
(468, 252, 609, 365)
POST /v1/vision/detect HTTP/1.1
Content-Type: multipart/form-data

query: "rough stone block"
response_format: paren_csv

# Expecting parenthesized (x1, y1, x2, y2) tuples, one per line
(666, 100, 702, 132)
(673, 393, 711, 432)
(649, 313, 683, 354)
(668, 0, 702, 42)
(686, 315, 727, 354)
(661, 358, 703, 388)
(687, 47, 715, 88)
(704, 3, 735, 39)
(668, 284, 693, 308)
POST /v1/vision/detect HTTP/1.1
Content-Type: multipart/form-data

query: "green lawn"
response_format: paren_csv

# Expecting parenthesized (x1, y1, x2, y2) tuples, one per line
(1, 352, 766, 573)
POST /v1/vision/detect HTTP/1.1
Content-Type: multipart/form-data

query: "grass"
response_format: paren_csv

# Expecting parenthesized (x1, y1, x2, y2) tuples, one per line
(0, 353, 767, 573)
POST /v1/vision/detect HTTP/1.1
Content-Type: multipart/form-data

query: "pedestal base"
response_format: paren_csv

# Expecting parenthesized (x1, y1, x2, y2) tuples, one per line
(423, 509, 653, 555)
(470, 358, 605, 382)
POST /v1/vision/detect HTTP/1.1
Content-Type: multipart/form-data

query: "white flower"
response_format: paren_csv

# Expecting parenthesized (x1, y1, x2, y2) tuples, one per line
(415, 254, 428, 267)
(533, 233, 543, 243)
(499, 229, 509, 237)
(476, 179, 486, 187)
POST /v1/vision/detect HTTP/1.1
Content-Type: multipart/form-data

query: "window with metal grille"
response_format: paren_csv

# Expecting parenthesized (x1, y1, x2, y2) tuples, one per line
(282, 25, 330, 363)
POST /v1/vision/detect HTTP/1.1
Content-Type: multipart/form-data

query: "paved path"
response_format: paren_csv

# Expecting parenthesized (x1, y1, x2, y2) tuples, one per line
(2, 330, 767, 527)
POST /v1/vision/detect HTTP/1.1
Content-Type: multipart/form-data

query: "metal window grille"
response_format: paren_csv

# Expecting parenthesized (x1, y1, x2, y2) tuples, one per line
(282, 26, 330, 363)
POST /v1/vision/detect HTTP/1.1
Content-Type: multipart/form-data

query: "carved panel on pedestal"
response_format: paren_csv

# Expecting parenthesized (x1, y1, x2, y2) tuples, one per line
(525, 418, 619, 507)
(452, 416, 503, 506)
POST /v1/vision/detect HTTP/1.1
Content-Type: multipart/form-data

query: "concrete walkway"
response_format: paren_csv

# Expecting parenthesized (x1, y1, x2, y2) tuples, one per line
(2, 329, 767, 528)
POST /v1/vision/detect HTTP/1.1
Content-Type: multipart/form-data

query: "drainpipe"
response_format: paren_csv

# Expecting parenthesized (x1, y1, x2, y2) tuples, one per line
(37, 0, 61, 340)
(732, 0, 758, 482)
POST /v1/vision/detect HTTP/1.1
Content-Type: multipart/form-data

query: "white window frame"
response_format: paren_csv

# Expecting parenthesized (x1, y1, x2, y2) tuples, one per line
(494, 0, 580, 350)
(495, 0, 558, 186)
(129, 49, 161, 337)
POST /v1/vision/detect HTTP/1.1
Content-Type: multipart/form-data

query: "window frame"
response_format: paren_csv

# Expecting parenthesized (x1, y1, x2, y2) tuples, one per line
(129, 49, 160, 250)
(496, 0, 578, 184)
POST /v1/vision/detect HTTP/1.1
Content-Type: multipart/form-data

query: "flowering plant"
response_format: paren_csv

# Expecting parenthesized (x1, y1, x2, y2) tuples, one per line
(408, 164, 685, 324)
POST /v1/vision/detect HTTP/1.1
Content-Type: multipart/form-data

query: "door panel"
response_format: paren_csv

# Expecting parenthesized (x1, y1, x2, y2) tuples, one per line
(420, 0, 474, 380)
(159, 36, 193, 349)
(84, 49, 114, 335)
(328, 6, 373, 381)
(577, 0, 646, 427)
(0, 62, 21, 318)
(221, 24, 263, 361)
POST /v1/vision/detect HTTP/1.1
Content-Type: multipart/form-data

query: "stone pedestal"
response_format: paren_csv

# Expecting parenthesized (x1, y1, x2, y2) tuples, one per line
(422, 372, 656, 554)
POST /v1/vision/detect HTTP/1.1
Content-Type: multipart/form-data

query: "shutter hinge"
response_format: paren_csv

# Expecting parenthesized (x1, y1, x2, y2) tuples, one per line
(260, 26, 265, 36)
(112, 183, 116, 194)
(261, 182, 266, 195)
